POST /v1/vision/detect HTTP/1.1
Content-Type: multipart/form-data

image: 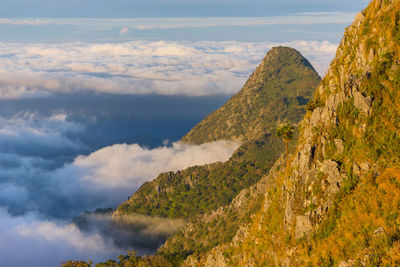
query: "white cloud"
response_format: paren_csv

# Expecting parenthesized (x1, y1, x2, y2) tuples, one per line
(0, 112, 241, 217)
(126, 13, 356, 30)
(0, 18, 53, 26)
(0, 112, 84, 154)
(70, 140, 240, 188)
(0, 40, 336, 98)
(18, 220, 110, 252)
(0, 208, 121, 266)
(0, 13, 356, 28)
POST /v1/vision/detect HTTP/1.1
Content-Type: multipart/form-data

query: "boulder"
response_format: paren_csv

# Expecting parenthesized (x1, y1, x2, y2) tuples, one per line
(321, 160, 343, 194)
(353, 91, 372, 114)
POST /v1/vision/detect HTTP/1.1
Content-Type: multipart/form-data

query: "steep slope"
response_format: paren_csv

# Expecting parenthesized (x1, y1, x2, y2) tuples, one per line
(166, 0, 400, 266)
(63, 1, 400, 266)
(181, 46, 321, 144)
(64, 50, 320, 266)
(113, 47, 319, 222)
(114, 135, 285, 219)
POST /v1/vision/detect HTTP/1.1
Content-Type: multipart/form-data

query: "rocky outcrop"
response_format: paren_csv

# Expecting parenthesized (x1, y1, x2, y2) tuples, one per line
(295, 215, 313, 239)
(173, 1, 400, 266)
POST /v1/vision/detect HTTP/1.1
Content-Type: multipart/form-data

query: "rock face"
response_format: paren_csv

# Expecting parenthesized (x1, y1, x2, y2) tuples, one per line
(295, 215, 313, 239)
(181, 47, 321, 144)
(157, 0, 400, 266)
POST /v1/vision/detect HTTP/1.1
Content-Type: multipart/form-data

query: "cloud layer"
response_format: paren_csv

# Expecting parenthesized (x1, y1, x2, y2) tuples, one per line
(0, 112, 240, 218)
(0, 40, 336, 98)
(0, 111, 239, 265)
(0, 208, 121, 267)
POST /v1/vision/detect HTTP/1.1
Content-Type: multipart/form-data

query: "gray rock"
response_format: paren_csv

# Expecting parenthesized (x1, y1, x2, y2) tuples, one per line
(353, 162, 361, 176)
(295, 215, 313, 239)
(334, 139, 345, 154)
(353, 91, 372, 114)
(321, 160, 343, 194)
(360, 162, 371, 172)
(284, 197, 295, 229)
(298, 144, 314, 176)
(205, 250, 227, 267)
(310, 107, 322, 126)
(327, 93, 345, 110)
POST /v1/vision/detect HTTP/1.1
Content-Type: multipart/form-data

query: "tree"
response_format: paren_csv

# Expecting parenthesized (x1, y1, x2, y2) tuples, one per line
(276, 123, 295, 169)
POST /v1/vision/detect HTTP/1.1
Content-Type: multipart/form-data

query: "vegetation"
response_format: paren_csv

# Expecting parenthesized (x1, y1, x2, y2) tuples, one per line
(181, 46, 320, 144)
(62, 251, 171, 267)
(106, 1, 400, 266)
(185, 1, 400, 266)
(114, 47, 318, 222)
(276, 123, 295, 168)
(104, 47, 318, 266)
(66, 0, 400, 264)
(115, 134, 286, 219)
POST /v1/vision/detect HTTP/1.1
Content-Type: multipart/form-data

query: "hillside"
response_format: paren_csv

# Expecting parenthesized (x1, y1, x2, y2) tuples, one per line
(86, 0, 400, 266)
(163, 0, 400, 265)
(181, 46, 321, 144)
(112, 47, 319, 223)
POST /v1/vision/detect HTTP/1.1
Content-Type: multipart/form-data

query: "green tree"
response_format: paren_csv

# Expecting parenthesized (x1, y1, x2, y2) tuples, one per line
(276, 123, 295, 168)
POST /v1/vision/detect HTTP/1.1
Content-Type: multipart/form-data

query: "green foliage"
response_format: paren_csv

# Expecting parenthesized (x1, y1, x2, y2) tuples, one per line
(306, 99, 324, 112)
(116, 134, 286, 219)
(276, 123, 295, 142)
(181, 46, 320, 144)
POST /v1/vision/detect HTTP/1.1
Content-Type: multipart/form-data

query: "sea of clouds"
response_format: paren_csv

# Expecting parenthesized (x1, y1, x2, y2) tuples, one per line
(0, 111, 240, 265)
(0, 40, 337, 98)
(0, 39, 338, 265)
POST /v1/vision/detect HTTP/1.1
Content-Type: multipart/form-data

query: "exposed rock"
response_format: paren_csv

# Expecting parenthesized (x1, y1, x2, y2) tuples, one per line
(310, 107, 322, 126)
(327, 92, 346, 110)
(321, 160, 343, 194)
(298, 144, 314, 176)
(359, 162, 371, 172)
(353, 91, 372, 114)
(374, 226, 386, 237)
(204, 251, 227, 267)
(335, 139, 345, 154)
(353, 162, 361, 176)
(295, 215, 313, 239)
(284, 197, 295, 229)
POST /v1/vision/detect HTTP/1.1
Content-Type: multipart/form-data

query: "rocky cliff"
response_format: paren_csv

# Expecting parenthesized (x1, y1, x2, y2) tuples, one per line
(171, 0, 400, 265)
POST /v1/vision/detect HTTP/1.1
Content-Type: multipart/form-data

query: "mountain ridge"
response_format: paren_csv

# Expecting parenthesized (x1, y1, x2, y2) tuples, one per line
(111, 46, 320, 225)
(181, 46, 320, 144)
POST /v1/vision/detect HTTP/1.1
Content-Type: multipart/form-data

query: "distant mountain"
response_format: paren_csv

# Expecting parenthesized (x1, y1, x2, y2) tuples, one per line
(181, 46, 321, 144)
(63, 48, 322, 266)
(112, 47, 320, 224)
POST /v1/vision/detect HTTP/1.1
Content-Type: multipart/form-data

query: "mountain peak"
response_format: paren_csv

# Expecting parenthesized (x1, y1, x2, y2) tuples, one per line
(181, 46, 320, 144)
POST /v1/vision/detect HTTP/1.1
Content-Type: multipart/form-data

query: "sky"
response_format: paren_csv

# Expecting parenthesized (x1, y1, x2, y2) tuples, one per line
(0, 0, 370, 266)
(0, 0, 369, 18)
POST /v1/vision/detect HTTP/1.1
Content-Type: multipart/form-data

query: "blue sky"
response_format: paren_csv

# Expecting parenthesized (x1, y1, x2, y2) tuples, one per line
(1, 0, 369, 17)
